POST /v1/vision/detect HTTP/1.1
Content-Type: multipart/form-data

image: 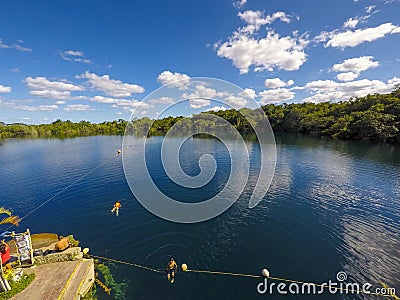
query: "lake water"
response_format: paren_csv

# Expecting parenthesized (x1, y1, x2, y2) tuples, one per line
(0, 134, 399, 299)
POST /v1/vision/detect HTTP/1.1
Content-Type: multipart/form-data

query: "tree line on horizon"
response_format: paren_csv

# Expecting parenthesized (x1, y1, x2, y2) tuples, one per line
(1, 88, 399, 144)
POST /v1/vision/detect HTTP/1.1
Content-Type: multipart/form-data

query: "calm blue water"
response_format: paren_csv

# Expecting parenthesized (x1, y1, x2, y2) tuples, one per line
(0, 135, 399, 300)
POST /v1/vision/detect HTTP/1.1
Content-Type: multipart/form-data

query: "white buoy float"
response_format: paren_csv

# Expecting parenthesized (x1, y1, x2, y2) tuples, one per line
(181, 264, 188, 271)
(262, 268, 270, 278)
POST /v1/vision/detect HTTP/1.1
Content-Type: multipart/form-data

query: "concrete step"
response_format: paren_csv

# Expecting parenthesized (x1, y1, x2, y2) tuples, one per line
(62, 259, 94, 300)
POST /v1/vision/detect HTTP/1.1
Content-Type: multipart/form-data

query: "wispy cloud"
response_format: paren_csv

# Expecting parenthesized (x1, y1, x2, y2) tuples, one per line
(91, 95, 152, 111)
(233, 0, 247, 9)
(149, 96, 175, 104)
(64, 104, 95, 112)
(316, 23, 400, 48)
(13, 104, 58, 111)
(60, 49, 92, 64)
(0, 38, 32, 52)
(343, 18, 360, 29)
(365, 5, 377, 14)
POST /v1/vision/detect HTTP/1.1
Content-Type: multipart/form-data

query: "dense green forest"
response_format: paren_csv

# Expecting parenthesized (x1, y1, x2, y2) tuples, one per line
(1, 89, 399, 144)
(0, 119, 128, 139)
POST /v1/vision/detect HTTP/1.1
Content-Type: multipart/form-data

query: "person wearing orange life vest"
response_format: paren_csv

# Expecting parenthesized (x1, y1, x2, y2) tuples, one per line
(166, 257, 177, 282)
(111, 201, 121, 216)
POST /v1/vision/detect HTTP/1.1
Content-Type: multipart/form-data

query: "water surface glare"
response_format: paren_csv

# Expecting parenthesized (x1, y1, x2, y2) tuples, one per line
(0, 134, 399, 299)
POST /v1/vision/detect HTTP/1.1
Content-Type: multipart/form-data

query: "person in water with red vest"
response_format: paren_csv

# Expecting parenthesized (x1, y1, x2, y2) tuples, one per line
(111, 201, 121, 216)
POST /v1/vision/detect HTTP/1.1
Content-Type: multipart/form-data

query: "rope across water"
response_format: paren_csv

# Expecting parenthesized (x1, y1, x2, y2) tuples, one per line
(91, 254, 398, 299)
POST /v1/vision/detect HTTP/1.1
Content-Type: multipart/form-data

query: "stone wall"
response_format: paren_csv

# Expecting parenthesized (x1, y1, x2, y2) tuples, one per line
(33, 247, 82, 265)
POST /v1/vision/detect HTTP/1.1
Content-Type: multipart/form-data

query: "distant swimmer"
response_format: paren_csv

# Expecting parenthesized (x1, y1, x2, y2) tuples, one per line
(166, 257, 177, 283)
(111, 201, 121, 216)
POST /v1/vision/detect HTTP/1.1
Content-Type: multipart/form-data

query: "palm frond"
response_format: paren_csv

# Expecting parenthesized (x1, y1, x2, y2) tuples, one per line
(0, 207, 12, 216)
(0, 216, 21, 226)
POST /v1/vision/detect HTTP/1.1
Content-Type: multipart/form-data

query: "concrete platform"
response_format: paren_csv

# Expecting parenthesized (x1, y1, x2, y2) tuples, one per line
(10, 258, 94, 300)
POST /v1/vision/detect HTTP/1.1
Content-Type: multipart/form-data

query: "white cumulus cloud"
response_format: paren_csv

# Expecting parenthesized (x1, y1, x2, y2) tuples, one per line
(264, 78, 294, 88)
(157, 71, 191, 90)
(25, 77, 83, 100)
(224, 95, 248, 107)
(0, 84, 11, 93)
(259, 88, 295, 104)
(78, 71, 144, 97)
(25, 77, 82, 92)
(238, 10, 290, 34)
(215, 8, 307, 74)
(217, 31, 308, 74)
(182, 85, 227, 109)
(332, 56, 379, 73)
(302, 77, 400, 103)
(332, 56, 379, 81)
(182, 85, 227, 100)
(189, 99, 211, 109)
(336, 72, 359, 82)
(238, 88, 256, 99)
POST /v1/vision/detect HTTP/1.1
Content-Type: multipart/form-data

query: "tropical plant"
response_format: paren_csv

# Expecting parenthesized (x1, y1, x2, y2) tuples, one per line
(0, 207, 20, 226)
(0, 273, 35, 300)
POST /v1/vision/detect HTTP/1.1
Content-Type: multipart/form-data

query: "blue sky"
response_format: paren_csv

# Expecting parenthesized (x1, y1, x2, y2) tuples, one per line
(0, 0, 399, 123)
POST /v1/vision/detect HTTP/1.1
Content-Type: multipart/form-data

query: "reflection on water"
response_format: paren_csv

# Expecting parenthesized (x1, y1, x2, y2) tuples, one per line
(292, 136, 400, 297)
(341, 217, 400, 292)
(276, 132, 400, 166)
(0, 134, 399, 299)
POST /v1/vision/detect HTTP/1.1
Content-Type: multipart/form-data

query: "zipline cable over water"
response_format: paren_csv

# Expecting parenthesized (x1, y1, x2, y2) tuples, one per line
(91, 255, 163, 274)
(91, 254, 399, 299)
(4, 151, 122, 232)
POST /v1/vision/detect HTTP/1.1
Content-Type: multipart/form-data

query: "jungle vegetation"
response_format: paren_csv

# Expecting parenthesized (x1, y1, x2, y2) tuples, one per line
(1, 88, 399, 144)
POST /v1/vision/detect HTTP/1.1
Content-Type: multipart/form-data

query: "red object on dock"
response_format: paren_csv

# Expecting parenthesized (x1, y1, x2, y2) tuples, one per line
(0, 244, 11, 264)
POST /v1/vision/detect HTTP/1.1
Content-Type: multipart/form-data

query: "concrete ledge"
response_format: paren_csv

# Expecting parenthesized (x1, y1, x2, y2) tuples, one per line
(34, 247, 82, 265)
